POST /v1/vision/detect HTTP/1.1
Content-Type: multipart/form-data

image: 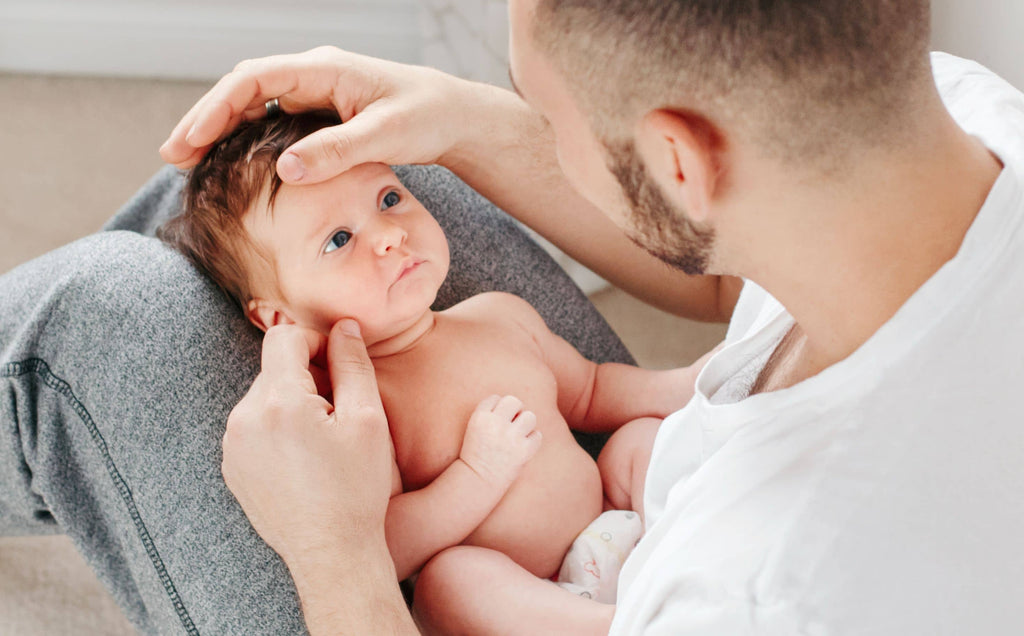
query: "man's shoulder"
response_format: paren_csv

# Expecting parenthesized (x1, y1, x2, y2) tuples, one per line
(931, 51, 1016, 103)
(933, 52, 1024, 166)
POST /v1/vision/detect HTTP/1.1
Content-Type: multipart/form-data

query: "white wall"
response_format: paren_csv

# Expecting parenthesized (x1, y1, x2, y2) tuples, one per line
(931, 0, 1024, 90)
(421, 0, 510, 86)
(0, 0, 516, 83)
(0, 0, 422, 80)
(6, 1, 1020, 90)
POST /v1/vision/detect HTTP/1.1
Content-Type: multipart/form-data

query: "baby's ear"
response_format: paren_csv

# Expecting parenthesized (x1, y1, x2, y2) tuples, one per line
(245, 298, 294, 332)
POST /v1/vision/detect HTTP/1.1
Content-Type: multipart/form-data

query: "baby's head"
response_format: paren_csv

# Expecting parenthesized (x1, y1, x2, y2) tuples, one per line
(161, 112, 450, 343)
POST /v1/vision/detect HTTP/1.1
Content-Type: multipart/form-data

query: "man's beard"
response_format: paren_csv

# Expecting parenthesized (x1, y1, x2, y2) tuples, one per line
(605, 139, 715, 275)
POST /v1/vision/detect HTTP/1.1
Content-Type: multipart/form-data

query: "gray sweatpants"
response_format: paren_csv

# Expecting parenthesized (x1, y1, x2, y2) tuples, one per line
(0, 165, 632, 634)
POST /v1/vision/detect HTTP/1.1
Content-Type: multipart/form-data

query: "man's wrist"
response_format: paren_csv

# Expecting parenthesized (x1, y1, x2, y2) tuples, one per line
(285, 537, 418, 635)
(284, 531, 394, 586)
(440, 79, 540, 175)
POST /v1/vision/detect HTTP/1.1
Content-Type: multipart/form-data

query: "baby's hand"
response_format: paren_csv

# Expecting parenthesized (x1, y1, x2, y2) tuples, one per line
(459, 395, 542, 491)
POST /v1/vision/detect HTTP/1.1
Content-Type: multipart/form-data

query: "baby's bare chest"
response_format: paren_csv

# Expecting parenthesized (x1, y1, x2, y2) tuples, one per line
(375, 318, 558, 491)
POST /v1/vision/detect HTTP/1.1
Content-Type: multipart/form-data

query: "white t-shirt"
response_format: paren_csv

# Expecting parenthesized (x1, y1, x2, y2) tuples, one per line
(611, 53, 1024, 635)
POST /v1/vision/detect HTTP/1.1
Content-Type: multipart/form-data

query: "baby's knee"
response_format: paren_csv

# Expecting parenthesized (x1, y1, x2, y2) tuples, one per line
(598, 417, 661, 475)
(597, 417, 661, 513)
(413, 546, 495, 634)
(417, 546, 474, 599)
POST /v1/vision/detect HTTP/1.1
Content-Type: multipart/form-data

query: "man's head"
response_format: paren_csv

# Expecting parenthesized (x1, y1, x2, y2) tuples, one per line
(161, 113, 450, 342)
(508, 0, 933, 274)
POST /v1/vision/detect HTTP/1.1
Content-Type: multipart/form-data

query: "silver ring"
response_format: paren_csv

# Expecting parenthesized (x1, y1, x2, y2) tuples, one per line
(264, 98, 281, 118)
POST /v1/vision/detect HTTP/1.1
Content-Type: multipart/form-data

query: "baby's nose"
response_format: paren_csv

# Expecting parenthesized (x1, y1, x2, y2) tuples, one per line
(372, 220, 408, 255)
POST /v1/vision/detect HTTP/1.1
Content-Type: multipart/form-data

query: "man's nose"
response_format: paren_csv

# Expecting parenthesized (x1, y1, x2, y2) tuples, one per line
(372, 219, 408, 256)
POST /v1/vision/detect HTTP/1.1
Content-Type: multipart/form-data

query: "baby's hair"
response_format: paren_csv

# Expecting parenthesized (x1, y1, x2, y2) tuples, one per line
(159, 110, 342, 309)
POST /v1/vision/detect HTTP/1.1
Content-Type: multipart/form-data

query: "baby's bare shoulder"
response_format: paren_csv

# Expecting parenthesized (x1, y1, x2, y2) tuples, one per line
(447, 292, 547, 331)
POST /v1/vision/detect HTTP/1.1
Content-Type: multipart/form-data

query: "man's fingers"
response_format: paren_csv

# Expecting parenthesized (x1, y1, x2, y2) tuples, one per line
(261, 325, 326, 392)
(191, 99, 235, 146)
(160, 91, 213, 165)
(161, 50, 331, 165)
(327, 320, 385, 415)
(309, 364, 332, 401)
(159, 47, 421, 175)
(159, 71, 257, 166)
(176, 79, 272, 153)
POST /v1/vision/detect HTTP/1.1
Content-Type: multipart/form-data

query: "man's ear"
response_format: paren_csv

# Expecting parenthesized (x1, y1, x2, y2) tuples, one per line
(245, 298, 296, 333)
(634, 108, 725, 223)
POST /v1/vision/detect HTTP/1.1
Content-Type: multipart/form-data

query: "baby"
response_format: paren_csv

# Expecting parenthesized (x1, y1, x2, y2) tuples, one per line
(160, 112, 701, 606)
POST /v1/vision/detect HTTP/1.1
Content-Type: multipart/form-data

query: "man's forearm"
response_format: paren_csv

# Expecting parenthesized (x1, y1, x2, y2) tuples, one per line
(287, 539, 419, 636)
(441, 81, 733, 322)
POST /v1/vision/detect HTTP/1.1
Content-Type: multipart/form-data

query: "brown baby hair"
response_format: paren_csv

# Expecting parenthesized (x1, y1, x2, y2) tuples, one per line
(159, 110, 342, 309)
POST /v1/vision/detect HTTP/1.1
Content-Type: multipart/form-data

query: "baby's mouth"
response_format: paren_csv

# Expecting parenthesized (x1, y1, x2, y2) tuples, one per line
(395, 258, 425, 283)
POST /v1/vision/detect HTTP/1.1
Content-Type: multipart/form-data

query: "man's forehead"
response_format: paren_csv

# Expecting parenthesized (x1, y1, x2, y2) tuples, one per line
(507, 2, 540, 109)
(506, 0, 577, 107)
(507, 0, 535, 87)
(508, 0, 538, 24)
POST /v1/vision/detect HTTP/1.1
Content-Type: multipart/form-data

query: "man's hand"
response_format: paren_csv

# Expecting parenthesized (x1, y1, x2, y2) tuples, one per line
(159, 48, 740, 323)
(459, 395, 542, 492)
(221, 320, 418, 634)
(221, 319, 393, 568)
(160, 46, 488, 184)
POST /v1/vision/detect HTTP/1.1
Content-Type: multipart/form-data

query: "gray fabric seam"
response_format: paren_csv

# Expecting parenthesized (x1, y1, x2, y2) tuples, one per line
(2, 358, 199, 636)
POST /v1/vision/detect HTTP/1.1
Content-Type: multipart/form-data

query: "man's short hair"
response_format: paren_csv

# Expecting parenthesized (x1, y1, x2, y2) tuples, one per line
(532, 0, 932, 168)
(159, 111, 341, 308)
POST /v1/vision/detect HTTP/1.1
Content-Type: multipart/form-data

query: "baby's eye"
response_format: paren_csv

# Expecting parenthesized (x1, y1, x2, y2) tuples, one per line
(381, 190, 402, 210)
(324, 230, 352, 254)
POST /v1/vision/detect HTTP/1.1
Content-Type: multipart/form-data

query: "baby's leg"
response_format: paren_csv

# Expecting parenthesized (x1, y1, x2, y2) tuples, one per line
(414, 545, 615, 636)
(597, 417, 662, 520)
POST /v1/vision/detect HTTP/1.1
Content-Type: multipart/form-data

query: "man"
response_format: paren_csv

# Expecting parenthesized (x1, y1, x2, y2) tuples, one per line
(4, 0, 1020, 633)
(164, 0, 1024, 632)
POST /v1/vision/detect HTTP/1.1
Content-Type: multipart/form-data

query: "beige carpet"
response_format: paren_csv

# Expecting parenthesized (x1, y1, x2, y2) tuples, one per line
(0, 71, 726, 634)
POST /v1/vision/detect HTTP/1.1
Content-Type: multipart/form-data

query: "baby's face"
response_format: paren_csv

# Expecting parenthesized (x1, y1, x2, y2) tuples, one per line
(244, 163, 450, 342)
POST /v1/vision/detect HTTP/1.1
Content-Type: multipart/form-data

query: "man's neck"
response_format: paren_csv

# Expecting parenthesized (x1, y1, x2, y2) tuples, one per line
(366, 311, 438, 359)
(728, 102, 1003, 390)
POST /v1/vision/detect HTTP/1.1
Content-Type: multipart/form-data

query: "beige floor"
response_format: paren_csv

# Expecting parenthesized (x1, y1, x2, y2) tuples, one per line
(0, 72, 726, 634)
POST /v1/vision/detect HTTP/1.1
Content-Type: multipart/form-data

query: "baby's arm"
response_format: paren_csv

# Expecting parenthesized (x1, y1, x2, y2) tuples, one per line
(497, 292, 715, 432)
(560, 344, 720, 433)
(385, 395, 541, 581)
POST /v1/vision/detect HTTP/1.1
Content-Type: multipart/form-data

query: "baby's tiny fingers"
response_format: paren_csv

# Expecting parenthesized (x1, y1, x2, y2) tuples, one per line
(524, 430, 543, 457)
(475, 394, 502, 413)
(512, 409, 538, 435)
(493, 395, 525, 420)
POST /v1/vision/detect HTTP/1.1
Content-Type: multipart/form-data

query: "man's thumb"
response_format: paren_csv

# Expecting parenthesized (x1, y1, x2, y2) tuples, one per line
(327, 319, 384, 413)
(277, 115, 382, 184)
